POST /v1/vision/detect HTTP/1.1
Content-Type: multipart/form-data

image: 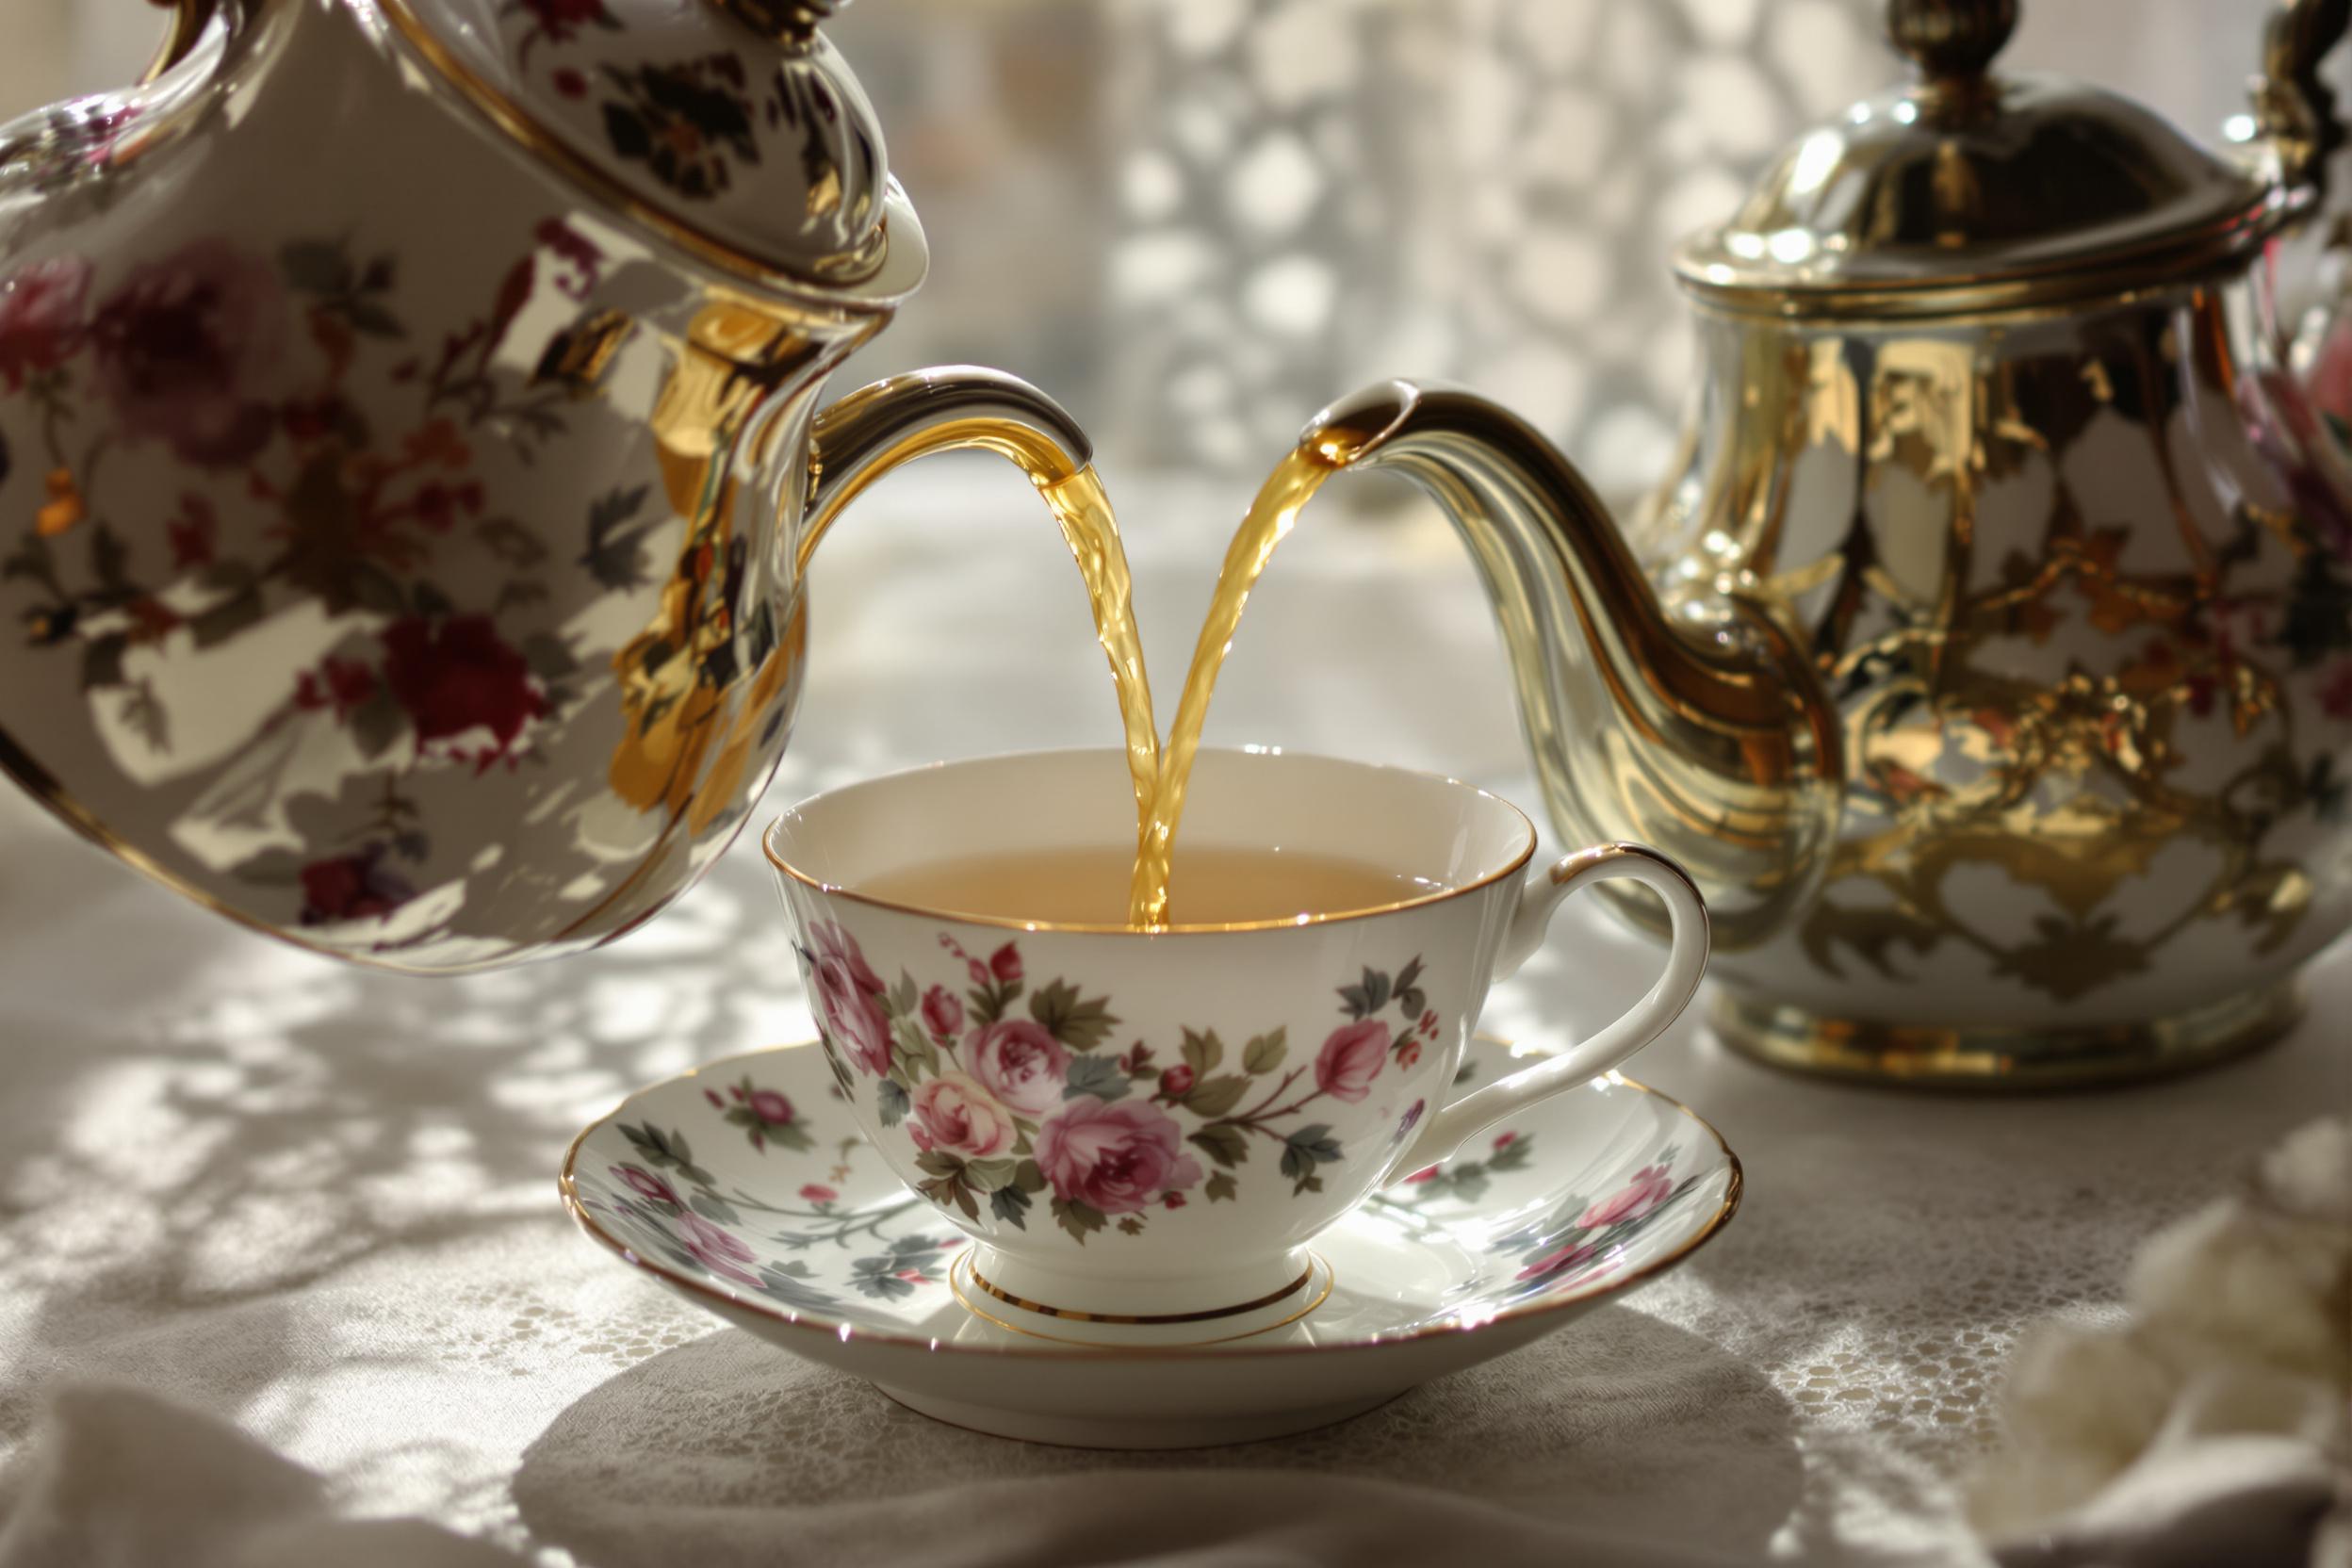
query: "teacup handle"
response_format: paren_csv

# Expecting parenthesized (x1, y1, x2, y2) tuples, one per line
(1392, 842, 1709, 1175)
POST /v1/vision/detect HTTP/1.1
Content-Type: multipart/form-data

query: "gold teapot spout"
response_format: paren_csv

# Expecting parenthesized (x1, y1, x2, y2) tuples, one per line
(800, 366, 1096, 572)
(1306, 380, 1843, 950)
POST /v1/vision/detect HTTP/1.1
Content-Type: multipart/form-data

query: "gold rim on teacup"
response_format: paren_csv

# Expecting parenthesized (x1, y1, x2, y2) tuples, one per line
(758, 748, 1540, 937)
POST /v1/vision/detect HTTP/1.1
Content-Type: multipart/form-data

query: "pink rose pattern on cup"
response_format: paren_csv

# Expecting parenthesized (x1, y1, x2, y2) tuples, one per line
(808, 923, 893, 1079)
(575, 1049, 1715, 1321)
(790, 924, 1445, 1242)
(907, 1072, 1018, 1160)
(966, 1020, 1070, 1118)
(1033, 1096, 1205, 1217)
(1314, 1019, 1390, 1102)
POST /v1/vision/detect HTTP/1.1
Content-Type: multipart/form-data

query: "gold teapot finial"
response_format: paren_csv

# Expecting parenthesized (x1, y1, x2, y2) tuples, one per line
(1886, 0, 2016, 83)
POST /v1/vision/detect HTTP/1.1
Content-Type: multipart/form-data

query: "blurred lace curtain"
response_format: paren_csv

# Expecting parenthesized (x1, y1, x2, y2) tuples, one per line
(0, 0, 2316, 498)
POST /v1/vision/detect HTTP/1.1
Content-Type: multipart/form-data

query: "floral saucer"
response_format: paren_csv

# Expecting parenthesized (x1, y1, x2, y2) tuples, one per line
(562, 1036, 1742, 1448)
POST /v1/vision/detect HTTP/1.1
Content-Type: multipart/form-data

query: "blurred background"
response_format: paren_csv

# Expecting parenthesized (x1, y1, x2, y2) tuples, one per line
(1, 0, 2325, 498)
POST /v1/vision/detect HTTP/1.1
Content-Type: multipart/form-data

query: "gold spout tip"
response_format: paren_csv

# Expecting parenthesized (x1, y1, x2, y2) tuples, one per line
(1300, 379, 1424, 467)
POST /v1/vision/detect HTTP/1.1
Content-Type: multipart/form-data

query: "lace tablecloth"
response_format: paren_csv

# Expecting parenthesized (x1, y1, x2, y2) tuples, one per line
(0, 466, 2343, 1564)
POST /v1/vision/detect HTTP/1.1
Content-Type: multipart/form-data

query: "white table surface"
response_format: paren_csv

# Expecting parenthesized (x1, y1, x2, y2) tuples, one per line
(0, 461, 2344, 1564)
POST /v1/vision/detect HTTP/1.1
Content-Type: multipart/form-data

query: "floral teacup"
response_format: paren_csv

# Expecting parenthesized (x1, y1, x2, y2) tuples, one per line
(763, 748, 1708, 1321)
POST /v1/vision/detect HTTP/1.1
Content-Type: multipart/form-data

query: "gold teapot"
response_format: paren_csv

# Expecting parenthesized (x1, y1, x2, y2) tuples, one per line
(0, 0, 1091, 971)
(1303, 0, 2352, 1085)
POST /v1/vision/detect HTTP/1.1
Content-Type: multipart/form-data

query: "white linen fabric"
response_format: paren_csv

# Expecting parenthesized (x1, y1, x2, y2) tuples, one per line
(1975, 1119, 2351, 1568)
(0, 469, 2344, 1564)
(0, 1382, 1756, 1568)
(0, 1387, 521, 1568)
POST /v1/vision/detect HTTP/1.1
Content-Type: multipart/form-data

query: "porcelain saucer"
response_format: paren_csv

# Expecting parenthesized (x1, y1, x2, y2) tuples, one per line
(562, 1036, 1742, 1448)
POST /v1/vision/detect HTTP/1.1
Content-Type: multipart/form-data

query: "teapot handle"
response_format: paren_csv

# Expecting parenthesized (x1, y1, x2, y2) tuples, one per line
(140, 0, 229, 84)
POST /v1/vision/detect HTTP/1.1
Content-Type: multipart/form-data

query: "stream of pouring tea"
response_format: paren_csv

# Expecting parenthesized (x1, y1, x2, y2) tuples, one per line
(797, 422, 1163, 837)
(801, 415, 1363, 929)
(1038, 466, 1162, 836)
(1044, 433, 1362, 927)
(1124, 433, 1361, 927)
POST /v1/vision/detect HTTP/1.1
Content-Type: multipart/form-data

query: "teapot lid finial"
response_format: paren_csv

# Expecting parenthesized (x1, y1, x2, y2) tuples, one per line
(1672, 0, 2295, 320)
(1886, 0, 2016, 84)
(375, 0, 923, 307)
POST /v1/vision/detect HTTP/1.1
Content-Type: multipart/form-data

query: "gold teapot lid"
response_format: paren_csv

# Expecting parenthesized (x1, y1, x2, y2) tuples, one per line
(1672, 0, 2306, 319)
(377, 0, 925, 306)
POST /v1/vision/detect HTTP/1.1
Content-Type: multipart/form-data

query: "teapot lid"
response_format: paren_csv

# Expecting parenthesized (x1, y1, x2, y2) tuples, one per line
(1672, 0, 2301, 319)
(376, 0, 924, 305)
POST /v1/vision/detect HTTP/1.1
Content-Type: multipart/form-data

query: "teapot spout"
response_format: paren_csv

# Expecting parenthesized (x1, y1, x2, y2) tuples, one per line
(1309, 380, 1843, 950)
(801, 366, 1095, 572)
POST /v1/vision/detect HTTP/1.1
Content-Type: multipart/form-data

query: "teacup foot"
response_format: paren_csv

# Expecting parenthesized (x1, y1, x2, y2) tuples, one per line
(953, 1247, 1331, 1348)
(874, 1382, 1399, 1449)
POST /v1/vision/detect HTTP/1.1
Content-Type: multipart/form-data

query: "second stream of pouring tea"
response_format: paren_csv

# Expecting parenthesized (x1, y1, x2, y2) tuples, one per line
(1125, 430, 1368, 926)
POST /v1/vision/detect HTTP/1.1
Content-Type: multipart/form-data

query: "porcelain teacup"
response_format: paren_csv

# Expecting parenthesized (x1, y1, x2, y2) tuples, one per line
(762, 747, 1708, 1322)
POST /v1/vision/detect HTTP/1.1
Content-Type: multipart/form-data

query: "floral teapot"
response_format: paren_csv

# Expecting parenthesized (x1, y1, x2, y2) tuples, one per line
(0, 0, 1089, 971)
(1300, 0, 2352, 1086)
